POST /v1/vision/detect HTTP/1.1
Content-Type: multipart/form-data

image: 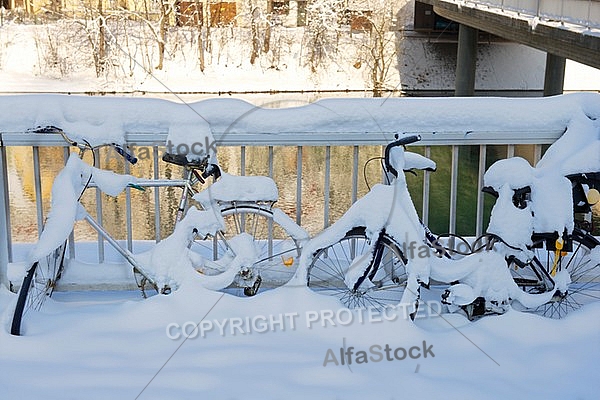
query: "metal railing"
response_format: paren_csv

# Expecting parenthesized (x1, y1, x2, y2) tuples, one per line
(0, 128, 565, 288)
(467, 0, 600, 29)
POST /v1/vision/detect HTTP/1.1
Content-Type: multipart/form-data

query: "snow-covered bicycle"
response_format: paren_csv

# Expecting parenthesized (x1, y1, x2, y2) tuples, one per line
(298, 134, 600, 320)
(10, 127, 308, 335)
(481, 157, 600, 319)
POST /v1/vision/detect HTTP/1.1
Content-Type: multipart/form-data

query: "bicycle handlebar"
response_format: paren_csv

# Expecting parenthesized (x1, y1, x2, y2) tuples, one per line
(387, 134, 422, 149)
(111, 143, 138, 165)
(31, 125, 137, 165)
(384, 134, 421, 177)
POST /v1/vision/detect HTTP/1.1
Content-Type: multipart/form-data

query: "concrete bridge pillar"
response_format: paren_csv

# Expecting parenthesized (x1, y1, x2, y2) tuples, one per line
(543, 53, 566, 96)
(455, 24, 478, 96)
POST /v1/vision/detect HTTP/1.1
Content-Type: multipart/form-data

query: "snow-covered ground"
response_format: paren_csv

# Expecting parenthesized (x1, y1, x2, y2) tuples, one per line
(0, 284, 599, 399)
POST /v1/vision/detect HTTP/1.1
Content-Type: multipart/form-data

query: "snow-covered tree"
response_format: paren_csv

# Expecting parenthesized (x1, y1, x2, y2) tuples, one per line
(303, 0, 344, 72)
(350, 0, 400, 96)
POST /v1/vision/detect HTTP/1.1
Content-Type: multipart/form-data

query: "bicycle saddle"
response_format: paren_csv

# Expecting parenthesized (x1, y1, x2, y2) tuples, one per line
(162, 152, 209, 170)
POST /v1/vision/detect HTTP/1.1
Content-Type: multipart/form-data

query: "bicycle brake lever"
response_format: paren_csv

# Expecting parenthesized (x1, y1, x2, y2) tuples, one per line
(127, 183, 145, 192)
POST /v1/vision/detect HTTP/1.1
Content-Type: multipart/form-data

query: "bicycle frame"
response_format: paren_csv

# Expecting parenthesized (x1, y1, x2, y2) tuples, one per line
(82, 175, 201, 295)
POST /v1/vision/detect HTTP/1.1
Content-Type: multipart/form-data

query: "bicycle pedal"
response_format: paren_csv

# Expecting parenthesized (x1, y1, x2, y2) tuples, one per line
(244, 275, 262, 296)
(418, 280, 430, 289)
(161, 285, 172, 295)
(239, 266, 253, 279)
(550, 290, 567, 302)
(441, 289, 452, 305)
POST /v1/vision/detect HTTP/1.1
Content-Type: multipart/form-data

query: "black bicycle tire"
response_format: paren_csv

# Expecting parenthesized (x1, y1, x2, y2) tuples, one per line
(10, 241, 67, 336)
(307, 226, 408, 310)
(11, 261, 38, 336)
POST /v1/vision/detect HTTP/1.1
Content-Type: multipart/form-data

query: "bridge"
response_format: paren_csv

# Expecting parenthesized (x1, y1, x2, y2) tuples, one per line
(417, 0, 600, 95)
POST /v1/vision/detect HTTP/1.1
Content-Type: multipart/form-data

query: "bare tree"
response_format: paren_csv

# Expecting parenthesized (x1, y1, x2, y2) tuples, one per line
(303, 0, 344, 72)
(194, 0, 206, 71)
(97, 0, 107, 72)
(349, 0, 399, 96)
(114, 0, 176, 71)
(156, 0, 177, 70)
(244, 0, 273, 65)
(4, 0, 401, 92)
(250, 5, 261, 64)
(62, 0, 112, 77)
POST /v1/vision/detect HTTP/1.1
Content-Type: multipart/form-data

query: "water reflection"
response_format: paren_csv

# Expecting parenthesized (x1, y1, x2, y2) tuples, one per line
(7, 143, 600, 244)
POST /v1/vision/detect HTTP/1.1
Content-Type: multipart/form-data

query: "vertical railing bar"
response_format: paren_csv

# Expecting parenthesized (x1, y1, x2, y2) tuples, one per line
(5, 146, 13, 264)
(534, 144, 542, 165)
(267, 146, 274, 253)
(64, 147, 75, 260)
(449, 145, 459, 235)
(324, 146, 331, 229)
(32, 146, 44, 237)
(350, 145, 359, 262)
(296, 146, 302, 225)
(476, 144, 487, 237)
(0, 141, 12, 286)
(94, 148, 105, 263)
(422, 146, 431, 226)
(268, 146, 274, 178)
(352, 146, 359, 204)
(239, 146, 247, 237)
(153, 145, 161, 242)
(507, 144, 515, 158)
(241, 146, 246, 176)
(124, 157, 133, 252)
(381, 145, 387, 184)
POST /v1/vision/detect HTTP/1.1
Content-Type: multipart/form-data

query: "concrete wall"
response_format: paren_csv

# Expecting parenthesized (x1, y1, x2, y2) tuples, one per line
(397, 38, 546, 94)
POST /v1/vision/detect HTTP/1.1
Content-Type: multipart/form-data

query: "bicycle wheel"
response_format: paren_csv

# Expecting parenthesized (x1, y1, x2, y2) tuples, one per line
(11, 242, 67, 336)
(307, 227, 408, 310)
(510, 230, 600, 318)
(193, 203, 302, 296)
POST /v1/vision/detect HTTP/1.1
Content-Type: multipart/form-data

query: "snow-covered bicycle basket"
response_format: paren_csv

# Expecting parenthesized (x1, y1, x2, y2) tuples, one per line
(484, 112, 600, 250)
